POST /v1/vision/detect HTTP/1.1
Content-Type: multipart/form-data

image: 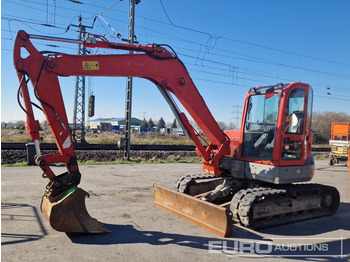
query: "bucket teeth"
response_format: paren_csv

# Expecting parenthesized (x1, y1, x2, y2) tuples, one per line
(41, 187, 110, 233)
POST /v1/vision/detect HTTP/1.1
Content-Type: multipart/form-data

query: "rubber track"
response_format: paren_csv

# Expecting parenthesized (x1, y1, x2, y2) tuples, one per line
(230, 187, 271, 222)
(234, 183, 340, 229)
(174, 173, 215, 193)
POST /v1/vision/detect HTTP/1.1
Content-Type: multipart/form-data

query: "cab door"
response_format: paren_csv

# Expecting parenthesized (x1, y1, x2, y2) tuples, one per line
(280, 85, 313, 166)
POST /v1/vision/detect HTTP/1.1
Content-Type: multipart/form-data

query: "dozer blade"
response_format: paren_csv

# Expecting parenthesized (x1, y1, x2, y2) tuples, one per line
(153, 184, 232, 237)
(40, 186, 110, 233)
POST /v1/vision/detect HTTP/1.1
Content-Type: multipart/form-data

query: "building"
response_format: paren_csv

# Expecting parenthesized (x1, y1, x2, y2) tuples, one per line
(86, 117, 142, 133)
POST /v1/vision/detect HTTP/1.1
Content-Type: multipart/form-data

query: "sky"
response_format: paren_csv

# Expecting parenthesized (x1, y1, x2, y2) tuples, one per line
(1, 0, 350, 127)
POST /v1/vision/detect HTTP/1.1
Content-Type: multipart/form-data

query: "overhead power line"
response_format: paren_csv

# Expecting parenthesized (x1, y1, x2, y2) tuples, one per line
(10, 0, 350, 69)
(156, 0, 350, 68)
(314, 95, 350, 102)
(3, 0, 349, 106)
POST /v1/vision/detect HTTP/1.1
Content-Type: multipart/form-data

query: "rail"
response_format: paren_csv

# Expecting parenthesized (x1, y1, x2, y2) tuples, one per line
(1, 143, 196, 151)
(1, 143, 330, 153)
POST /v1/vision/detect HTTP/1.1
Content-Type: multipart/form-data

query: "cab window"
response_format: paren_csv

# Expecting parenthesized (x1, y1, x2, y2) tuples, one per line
(285, 89, 305, 134)
(242, 93, 279, 161)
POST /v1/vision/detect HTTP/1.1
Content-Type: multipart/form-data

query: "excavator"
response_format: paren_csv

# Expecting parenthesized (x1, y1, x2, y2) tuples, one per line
(13, 30, 340, 236)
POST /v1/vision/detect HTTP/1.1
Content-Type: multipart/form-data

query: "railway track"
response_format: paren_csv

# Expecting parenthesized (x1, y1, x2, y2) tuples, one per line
(1, 142, 330, 153)
(1, 142, 196, 151)
(1, 142, 330, 166)
(1, 142, 199, 165)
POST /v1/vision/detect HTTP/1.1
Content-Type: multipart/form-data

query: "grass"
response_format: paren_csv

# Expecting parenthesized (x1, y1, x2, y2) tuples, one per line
(2, 128, 332, 166)
(1, 128, 200, 167)
(1, 129, 34, 143)
(85, 132, 195, 145)
(314, 154, 330, 160)
(2, 157, 201, 167)
(2, 128, 332, 147)
(81, 156, 201, 165)
(1, 162, 28, 167)
(1, 129, 195, 145)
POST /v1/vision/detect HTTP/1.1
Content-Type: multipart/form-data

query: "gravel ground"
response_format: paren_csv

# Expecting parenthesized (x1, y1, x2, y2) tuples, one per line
(2, 160, 349, 261)
(1, 149, 198, 164)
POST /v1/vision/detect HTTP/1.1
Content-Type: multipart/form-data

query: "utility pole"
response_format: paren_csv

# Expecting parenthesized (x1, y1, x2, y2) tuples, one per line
(231, 105, 242, 128)
(124, 0, 140, 160)
(70, 16, 95, 143)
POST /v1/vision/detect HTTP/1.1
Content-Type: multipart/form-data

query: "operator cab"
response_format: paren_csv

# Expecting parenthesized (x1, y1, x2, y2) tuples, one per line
(241, 82, 313, 166)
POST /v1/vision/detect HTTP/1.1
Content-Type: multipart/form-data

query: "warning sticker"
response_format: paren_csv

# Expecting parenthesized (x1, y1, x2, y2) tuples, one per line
(82, 61, 99, 70)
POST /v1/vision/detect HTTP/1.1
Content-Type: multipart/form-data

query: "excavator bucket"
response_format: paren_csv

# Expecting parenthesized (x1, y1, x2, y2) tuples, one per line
(153, 184, 233, 237)
(40, 186, 110, 233)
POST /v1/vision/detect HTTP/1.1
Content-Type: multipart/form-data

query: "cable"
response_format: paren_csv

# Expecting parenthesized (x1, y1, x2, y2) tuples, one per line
(8, 0, 350, 70)
(4, 0, 74, 20)
(33, 58, 59, 115)
(91, 34, 178, 60)
(314, 95, 350, 102)
(17, 74, 35, 121)
(7, 0, 98, 19)
(2, 14, 67, 28)
(159, 0, 215, 39)
(2, 16, 66, 31)
(153, 2, 350, 68)
(3, 18, 66, 35)
(131, 28, 350, 81)
(141, 34, 350, 80)
(130, 30, 349, 90)
(9, 0, 349, 78)
(4, 1, 349, 103)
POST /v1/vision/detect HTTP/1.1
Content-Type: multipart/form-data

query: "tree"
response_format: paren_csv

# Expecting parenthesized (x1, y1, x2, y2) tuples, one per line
(147, 118, 154, 131)
(227, 122, 238, 130)
(41, 120, 49, 130)
(171, 118, 177, 128)
(140, 118, 148, 128)
(312, 111, 350, 144)
(217, 121, 227, 130)
(156, 117, 166, 131)
(16, 121, 25, 130)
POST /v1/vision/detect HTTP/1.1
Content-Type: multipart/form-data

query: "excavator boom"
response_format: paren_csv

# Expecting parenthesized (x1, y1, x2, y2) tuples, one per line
(13, 30, 232, 234)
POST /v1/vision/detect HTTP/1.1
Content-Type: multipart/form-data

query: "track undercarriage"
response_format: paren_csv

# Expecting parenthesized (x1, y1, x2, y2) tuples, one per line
(170, 174, 340, 232)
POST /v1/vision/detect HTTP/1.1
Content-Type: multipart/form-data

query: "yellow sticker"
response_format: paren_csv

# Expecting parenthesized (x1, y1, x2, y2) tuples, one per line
(82, 61, 99, 70)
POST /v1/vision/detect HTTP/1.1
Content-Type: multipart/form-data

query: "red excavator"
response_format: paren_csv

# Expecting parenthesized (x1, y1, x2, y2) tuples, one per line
(13, 30, 340, 236)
